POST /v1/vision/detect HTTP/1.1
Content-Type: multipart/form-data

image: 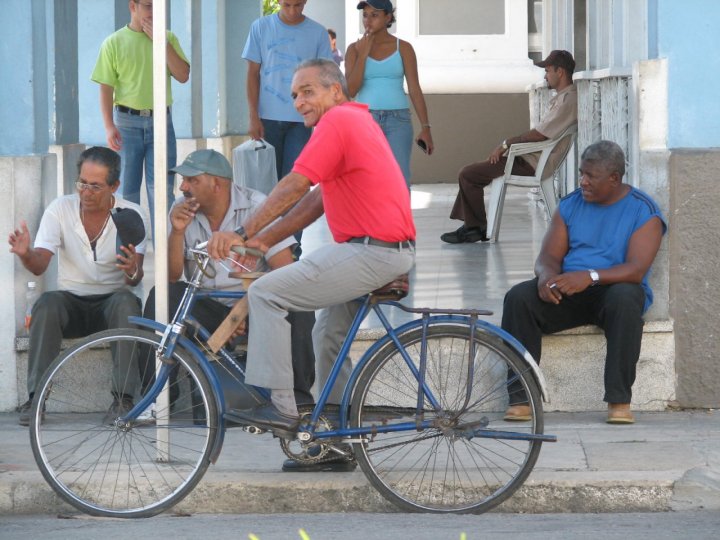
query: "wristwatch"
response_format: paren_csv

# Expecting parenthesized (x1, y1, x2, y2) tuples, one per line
(588, 269, 600, 286)
(235, 225, 249, 242)
(501, 139, 509, 152)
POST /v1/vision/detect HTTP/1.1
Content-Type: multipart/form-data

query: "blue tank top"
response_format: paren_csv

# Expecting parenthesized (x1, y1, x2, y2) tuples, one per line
(559, 186, 667, 312)
(356, 39, 409, 110)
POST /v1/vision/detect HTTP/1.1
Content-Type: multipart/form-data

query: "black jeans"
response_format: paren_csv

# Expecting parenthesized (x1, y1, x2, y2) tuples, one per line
(141, 282, 316, 405)
(501, 278, 646, 405)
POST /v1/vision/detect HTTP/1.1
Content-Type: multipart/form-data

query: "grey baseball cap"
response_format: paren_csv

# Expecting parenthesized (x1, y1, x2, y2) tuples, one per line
(170, 149, 233, 179)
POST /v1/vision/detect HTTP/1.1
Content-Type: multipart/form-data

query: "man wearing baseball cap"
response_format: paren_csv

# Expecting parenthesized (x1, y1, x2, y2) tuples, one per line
(441, 49, 578, 244)
(140, 150, 318, 456)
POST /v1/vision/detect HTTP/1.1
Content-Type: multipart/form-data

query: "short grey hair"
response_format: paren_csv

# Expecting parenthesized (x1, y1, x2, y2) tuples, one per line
(295, 58, 350, 99)
(581, 140, 626, 178)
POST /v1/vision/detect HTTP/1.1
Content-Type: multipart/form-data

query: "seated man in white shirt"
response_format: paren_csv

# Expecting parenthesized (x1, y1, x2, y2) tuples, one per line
(9, 146, 149, 426)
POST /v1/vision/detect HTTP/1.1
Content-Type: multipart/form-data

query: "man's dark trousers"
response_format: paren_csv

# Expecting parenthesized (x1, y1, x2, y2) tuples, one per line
(501, 278, 646, 405)
(450, 156, 535, 231)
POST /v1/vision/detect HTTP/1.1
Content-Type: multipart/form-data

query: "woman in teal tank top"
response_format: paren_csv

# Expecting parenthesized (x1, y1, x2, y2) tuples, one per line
(346, 0, 434, 187)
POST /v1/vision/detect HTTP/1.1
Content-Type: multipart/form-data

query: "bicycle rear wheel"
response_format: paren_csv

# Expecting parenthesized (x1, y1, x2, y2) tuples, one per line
(350, 322, 543, 513)
(29, 328, 218, 518)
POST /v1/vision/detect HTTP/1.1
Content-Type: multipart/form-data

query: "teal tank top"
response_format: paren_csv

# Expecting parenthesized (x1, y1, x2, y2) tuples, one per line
(356, 39, 409, 110)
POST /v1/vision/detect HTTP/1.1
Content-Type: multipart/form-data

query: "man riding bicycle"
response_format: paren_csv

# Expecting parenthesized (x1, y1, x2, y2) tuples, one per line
(206, 58, 416, 437)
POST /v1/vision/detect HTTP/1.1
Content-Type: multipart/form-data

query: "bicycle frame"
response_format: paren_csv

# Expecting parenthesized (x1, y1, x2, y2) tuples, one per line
(306, 297, 551, 442)
(125, 248, 553, 460)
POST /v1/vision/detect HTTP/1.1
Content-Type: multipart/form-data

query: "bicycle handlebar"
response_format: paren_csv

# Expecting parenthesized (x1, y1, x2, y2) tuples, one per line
(191, 241, 265, 259)
(230, 245, 265, 258)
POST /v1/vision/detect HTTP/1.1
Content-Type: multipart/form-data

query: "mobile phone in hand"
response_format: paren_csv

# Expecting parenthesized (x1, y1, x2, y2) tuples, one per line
(416, 139, 428, 154)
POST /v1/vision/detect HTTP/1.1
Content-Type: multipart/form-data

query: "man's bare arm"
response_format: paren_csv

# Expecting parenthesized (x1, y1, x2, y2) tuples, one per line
(206, 172, 312, 260)
(587, 217, 663, 285)
(250, 188, 324, 252)
(549, 217, 664, 298)
(99, 84, 121, 151)
(167, 42, 189, 83)
(8, 221, 53, 275)
(246, 61, 263, 140)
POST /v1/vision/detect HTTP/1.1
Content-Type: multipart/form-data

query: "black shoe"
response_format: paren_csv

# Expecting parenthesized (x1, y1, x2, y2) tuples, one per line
(104, 395, 134, 425)
(226, 403, 300, 438)
(17, 398, 46, 427)
(282, 443, 357, 472)
(440, 225, 489, 244)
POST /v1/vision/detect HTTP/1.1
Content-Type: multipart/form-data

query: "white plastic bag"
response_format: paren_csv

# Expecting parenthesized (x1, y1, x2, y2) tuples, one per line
(232, 139, 278, 195)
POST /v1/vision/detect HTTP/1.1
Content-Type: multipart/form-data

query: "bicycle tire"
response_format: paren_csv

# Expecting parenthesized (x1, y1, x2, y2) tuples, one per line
(29, 328, 218, 518)
(350, 322, 543, 514)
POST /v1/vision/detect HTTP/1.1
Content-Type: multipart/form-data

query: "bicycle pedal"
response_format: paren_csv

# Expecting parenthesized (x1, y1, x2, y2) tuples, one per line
(242, 425, 267, 435)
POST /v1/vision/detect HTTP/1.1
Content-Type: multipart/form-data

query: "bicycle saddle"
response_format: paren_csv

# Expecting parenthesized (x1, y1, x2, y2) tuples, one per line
(370, 273, 410, 301)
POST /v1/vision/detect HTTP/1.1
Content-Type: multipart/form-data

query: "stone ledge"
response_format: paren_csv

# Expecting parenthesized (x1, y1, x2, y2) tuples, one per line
(353, 319, 673, 342)
(14, 320, 676, 413)
(350, 319, 675, 413)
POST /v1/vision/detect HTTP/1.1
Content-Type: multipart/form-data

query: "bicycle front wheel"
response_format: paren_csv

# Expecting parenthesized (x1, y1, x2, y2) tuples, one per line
(29, 328, 218, 518)
(350, 322, 543, 514)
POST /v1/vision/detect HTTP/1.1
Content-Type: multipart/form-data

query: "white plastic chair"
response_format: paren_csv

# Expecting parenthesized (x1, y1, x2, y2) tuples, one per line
(485, 124, 577, 243)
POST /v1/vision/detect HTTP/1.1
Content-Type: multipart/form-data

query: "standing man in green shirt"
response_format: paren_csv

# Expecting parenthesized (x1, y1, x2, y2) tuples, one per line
(91, 0, 190, 228)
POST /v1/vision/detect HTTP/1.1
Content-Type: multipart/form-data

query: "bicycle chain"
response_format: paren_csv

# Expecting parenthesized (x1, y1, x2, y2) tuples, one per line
(279, 408, 356, 465)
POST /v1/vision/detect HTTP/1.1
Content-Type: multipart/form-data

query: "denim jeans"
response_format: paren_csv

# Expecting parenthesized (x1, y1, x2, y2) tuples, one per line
(370, 108, 413, 187)
(261, 118, 313, 254)
(114, 108, 177, 231)
(261, 119, 312, 179)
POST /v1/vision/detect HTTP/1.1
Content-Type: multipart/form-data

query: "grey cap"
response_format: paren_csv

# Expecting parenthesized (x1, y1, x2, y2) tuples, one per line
(170, 149, 233, 179)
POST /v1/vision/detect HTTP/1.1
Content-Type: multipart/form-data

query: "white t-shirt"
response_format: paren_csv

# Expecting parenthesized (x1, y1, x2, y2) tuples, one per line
(35, 194, 149, 296)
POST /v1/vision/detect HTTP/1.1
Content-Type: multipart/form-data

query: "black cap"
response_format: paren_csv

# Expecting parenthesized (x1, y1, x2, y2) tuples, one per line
(357, 0, 393, 11)
(536, 50, 576, 74)
(111, 207, 146, 255)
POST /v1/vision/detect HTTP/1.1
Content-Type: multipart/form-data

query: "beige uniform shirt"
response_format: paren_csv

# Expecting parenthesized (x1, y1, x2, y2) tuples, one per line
(522, 85, 578, 177)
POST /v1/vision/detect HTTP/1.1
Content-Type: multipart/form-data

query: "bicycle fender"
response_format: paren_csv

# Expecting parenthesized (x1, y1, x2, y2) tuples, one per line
(472, 319, 550, 403)
(128, 316, 227, 462)
(343, 315, 549, 405)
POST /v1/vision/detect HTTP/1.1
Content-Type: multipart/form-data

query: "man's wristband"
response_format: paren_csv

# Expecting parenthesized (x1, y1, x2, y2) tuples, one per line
(235, 225, 249, 242)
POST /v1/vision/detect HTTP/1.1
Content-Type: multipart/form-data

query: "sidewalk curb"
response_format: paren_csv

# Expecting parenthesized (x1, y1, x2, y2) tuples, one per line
(0, 472, 684, 515)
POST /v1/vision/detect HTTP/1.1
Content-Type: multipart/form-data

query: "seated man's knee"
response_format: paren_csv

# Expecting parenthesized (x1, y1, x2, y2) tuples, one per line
(603, 283, 645, 315)
(503, 279, 538, 312)
(107, 289, 141, 320)
(33, 291, 68, 315)
(143, 282, 188, 319)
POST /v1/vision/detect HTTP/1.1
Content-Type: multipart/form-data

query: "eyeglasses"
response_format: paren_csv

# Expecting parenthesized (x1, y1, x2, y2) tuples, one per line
(75, 181, 107, 193)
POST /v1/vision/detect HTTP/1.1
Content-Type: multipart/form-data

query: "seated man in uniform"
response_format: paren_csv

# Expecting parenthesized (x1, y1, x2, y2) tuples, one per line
(441, 50, 578, 243)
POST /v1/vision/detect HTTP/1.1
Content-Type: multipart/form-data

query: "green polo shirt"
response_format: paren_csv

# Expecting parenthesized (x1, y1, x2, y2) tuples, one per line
(91, 25, 188, 110)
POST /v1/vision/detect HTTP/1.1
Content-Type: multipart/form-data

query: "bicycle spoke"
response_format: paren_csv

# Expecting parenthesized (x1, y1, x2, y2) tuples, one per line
(31, 329, 217, 518)
(352, 323, 544, 513)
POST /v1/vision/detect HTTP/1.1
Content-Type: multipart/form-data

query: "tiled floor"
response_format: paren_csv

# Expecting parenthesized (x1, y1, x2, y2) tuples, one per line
(144, 184, 551, 328)
(301, 184, 550, 328)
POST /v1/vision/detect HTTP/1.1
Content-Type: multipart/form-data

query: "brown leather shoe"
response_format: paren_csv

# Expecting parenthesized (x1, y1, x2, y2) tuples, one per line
(503, 404, 532, 421)
(606, 403, 635, 424)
